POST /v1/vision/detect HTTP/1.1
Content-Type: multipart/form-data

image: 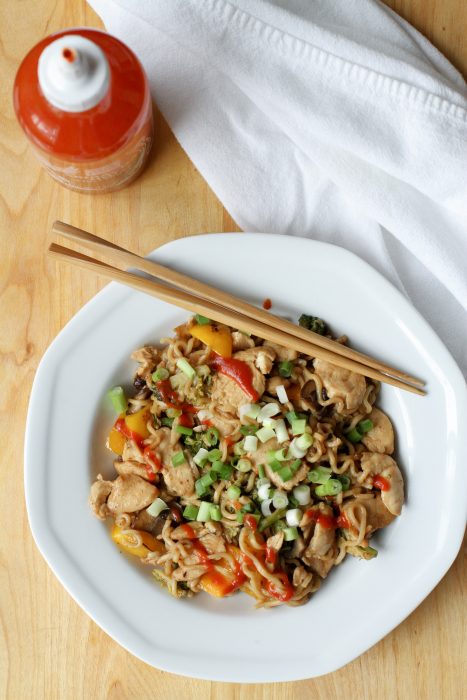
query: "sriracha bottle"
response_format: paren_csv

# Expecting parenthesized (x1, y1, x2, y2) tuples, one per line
(13, 29, 153, 193)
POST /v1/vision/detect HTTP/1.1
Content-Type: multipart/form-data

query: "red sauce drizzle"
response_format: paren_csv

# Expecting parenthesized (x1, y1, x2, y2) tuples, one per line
(262, 298, 272, 310)
(114, 417, 144, 448)
(373, 475, 391, 491)
(210, 354, 259, 401)
(192, 537, 246, 596)
(178, 412, 194, 428)
(266, 571, 294, 602)
(155, 380, 198, 414)
(243, 515, 258, 531)
(306, 509, 337, 529)
(265, 547, 277, 565)
(181, 524, 197, 540)
(336, 512, 350, 529)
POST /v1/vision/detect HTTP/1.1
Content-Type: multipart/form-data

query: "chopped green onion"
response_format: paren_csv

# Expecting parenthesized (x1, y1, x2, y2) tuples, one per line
(285, 411, 299, 425)
(257, 402, 281, 423)
(337, 474, 351, 491)
(203, 427, 219, 446)
(241, 403, 261, 420)
(175, 425, 193, 436)
(227, 485, 241, 500)
(315, 479, 343, 497)
(210, 460, 226, 472)
(258, 464, 266, 480)
(146, 498, 168, 518)
(107, 386, 128, 414)
(195, 472, 215, 496)
(218, 464, 234, 479)
(171, 451, 186, 467)
(183, 505, 199, 520)
(346, 427, 363, 443)
(269, 458, 283, 473)
(210, 504, 222, 521)
(207, 448, 222, 462)
(291, 418, 307, 435)
(197, 501, 213, 521)
(285, 508, 302, 527)
(295, 432, 313, 451)
(194, 314, 211, 325)
(258, 483, 272, 501)
(258, 507, 288, 532)
(237, 458, 252, 473)
(193, 448, 209, 466)
(278, 360, 293, 378)
(274, 448, 288, 462)
(151, 367, 169, 382)
(289, 439, 307, 458)
(308, 466, 332, 484)
(243, 435, 258, 452)
(240, 424, 258, 435)
(275, 385, 289, 404)
(166, 408, 181, 419)
(176, 357, 196, 378)
(293, 484, 311, 505)
(357, 545, 378, 559)
(278, 466, 293, 482)
(283, 526, 299, 541)
(161, 416, 174, 427)
(272, 490, 289, 509)
(241, 502, 255, 513)
(236, 511, 245, 523)
(274, 418, 289, 444)
(290, 459, 302, 473)
(233, 441, 246, 456)
(256, 426, 276, 443)
(358, 419, 374, 434)
(272, 519, 288, 533)
(230, 455, 240, 468)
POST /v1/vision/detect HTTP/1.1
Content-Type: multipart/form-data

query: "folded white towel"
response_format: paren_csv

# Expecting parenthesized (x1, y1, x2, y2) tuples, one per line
(89, 0, 467, 374)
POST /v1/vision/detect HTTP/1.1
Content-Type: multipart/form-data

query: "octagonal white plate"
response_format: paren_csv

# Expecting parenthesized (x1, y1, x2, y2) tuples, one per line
(25, 234, 467, 682)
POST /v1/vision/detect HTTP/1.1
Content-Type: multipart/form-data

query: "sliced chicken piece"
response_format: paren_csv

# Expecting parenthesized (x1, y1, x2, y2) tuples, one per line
(313, 358, 367, 412)
(171, 521, 206, 540)
(114, 459, 148, 480)
(265, 461, 309, 492)
(163, 463, 195, 498)
(302, 552, 336, 579)
(302, 504, 336, 557)
(209, 371, 264, 416)
(234, 346, 276, 375)
(172, 565, 208, 581)
(341, 494, 396, 533)
(150, 427, 172, 468)
(263, 341, 299, 362)
(266, 531, 284, 555)
(362, 408, 395, 455)
(131, 345, 160, 381)
(199, 532, 226, 555)
(122, 440, 145, 463)
(360, 452, 404, 515)
(231, 331, 255, 351)
(89, 475, 113, 520)
(106, 474, 158, 514)
(292, 564, 313, 589)
(208, 409, 239, 438)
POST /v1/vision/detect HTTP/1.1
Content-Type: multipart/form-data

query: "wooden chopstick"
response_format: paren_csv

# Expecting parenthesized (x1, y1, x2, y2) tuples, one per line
(51, 220, 425, 389)
(48, 240, 425, 396)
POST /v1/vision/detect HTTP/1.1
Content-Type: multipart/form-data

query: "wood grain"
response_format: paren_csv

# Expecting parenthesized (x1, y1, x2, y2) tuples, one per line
(0, 1, 465, 699)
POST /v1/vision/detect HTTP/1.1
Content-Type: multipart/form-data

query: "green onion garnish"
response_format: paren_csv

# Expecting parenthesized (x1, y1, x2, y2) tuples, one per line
(210, 460, 226, 472)
(146, 498, 168, 518)
(176, 357, 196, 378)
(195, 314, 211, 325)
(308, 466, 332, 484)
(166, 408, 181, 418)
(295, 432, 313, 450)
(233, 441, 246, 456)
(175, 425, 193, 436)
(346, 427, 363, 443)
(337, 474, 351, 491)
(195, 473, 215, 496)
(203, 427, 219, 446)
(259, 507, 287, 532)
(291, 418, 307, 435)
(171, 451, 186, 467)
(183, 505, 199, 521)
(193, 447, 209, 466)
(258, 464, 266, 479)
(217, 464, 234, 480)
(269, 458, 283, 473)
(207, 448, 222, 462)
(241, 502, 255, 513)
(161, 416, 174, 428)
(240, 424, 258, 435)
(237, 458, 252, 473)
(278, 360, 294, 378)
(358, 419, 374, 434)
(290, 459, 302, 474)
(227, 485, 241, 500)
(256, 426, 276, 443)
(315, 479, 342, 497)
(210, 504, 222, 521)
(283, 526, 299, 541)
(272, 490, 288, 509)
(152, 367, 169, 382)
(278, 466, 293, 482)
(285, 411, 299, 425)
(197, 501, 213, 522)
(107, 386, 128, 414)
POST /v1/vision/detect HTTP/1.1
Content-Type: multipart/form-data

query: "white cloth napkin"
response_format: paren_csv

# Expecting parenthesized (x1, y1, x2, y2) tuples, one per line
(89, 0, 467, 375)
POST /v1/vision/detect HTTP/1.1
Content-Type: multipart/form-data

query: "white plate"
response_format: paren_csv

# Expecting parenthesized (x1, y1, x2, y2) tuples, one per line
(25, 234, 467, 682)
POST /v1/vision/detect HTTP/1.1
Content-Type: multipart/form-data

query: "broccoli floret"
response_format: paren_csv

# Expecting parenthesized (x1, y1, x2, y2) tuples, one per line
(298, 314, 327, 335)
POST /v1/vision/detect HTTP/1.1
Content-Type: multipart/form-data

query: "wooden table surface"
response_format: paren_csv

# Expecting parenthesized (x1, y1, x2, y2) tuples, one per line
(1, 1, 466, 698)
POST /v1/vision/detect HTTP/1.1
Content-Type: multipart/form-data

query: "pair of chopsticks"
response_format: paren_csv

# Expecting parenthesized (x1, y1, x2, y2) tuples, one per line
(48, 221, 426, 396)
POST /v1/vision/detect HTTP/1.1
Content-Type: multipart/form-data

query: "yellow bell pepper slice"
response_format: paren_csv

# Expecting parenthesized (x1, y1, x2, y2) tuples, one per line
(200, 545, 244, 597)
(107, 426, 126, 455)
(124, 407, 151, 439)
(111, 524, 165, 558)
(190, 323, 232, 358)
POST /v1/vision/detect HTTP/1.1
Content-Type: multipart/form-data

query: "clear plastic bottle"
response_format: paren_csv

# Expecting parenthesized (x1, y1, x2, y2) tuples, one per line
(13, 29, 153, 193)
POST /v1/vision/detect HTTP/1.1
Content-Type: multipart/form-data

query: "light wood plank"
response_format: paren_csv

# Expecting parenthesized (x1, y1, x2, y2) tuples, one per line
(0, 1, 465, 699)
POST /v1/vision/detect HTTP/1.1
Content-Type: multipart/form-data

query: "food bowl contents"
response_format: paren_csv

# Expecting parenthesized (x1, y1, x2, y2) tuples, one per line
(90, 313, 404, 608)
(13, 29, 153, 193)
